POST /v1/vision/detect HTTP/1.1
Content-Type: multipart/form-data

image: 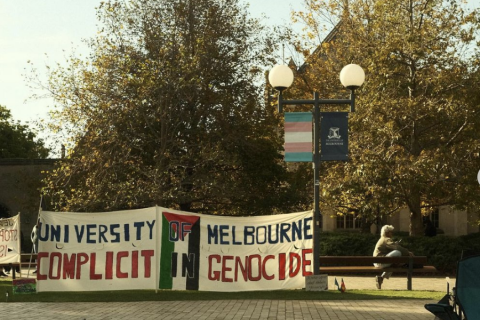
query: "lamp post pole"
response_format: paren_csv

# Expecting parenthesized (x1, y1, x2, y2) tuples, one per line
(313, 92, 321, 275)
(270, 64, 365, 275)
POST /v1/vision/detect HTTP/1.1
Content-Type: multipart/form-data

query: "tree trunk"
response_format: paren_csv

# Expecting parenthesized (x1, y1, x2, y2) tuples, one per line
(408, 189, 424, 236)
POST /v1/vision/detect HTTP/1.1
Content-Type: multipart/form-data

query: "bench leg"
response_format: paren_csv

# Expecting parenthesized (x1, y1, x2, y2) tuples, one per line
(9, 263, 16, 280)
(407, 258, 413, 290)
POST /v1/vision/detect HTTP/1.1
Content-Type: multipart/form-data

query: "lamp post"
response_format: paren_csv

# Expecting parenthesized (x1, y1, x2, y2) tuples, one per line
(269, 64, 365, 275)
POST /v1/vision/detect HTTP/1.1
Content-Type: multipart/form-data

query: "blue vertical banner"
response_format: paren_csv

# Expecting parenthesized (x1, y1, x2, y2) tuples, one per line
(320, 112, 349, 161)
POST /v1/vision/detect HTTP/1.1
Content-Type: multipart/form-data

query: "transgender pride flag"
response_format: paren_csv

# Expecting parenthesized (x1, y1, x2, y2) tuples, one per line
(284, 112, 312, 162)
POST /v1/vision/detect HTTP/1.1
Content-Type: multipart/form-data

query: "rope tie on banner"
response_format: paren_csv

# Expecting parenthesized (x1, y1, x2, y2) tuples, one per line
(27, 196, 43, 279)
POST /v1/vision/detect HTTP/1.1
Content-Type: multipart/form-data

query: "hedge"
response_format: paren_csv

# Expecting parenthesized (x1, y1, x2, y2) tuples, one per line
(318, 231, 480, 274)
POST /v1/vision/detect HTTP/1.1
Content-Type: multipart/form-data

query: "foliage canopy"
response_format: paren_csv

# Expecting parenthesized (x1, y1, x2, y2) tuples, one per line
(289, 0, 480, 234)
(40, 0, 310, 214)
(0, 105, 49, 159)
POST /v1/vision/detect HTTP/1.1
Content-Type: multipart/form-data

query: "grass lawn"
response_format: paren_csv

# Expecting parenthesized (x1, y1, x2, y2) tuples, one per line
(0, 279, 444, 303)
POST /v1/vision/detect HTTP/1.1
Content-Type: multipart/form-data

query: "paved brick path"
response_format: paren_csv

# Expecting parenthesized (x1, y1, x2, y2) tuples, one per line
(1, 299, 439, 319)
(329, 275, 450, 292)
(2, 271, 449, 319)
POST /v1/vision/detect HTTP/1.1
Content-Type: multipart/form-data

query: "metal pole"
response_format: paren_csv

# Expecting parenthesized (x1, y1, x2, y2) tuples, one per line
(350, 90, 355, 112)
(313, 92, 320, 275)
(278, 90, 283, 113)
(277, 89, 356, 275)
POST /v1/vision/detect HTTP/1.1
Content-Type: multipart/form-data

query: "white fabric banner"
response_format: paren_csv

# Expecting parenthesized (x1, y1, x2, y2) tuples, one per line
(37, 207, 313, 292)
(0, 214, 21, 264)
(37, 208, 157, 292)
(158, 209, 314, 292)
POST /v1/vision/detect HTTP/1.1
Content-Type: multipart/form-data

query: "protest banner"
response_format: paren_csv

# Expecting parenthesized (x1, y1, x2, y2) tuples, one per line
(37, 207, 313, 292)
(158, 209, 313, 292)
(0, 214, 21, 264)
(36, 208, 157, 292)
(13, 279, 36, 294)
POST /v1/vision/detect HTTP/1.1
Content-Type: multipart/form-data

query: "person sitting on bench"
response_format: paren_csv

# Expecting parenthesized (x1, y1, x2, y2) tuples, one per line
(373, 225, 414, 289)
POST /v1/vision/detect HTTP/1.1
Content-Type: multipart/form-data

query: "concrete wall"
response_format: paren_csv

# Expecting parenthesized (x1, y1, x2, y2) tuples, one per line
(387, 206, 479, 236)
(438, 206, 479, 236)
(322, 206, 479, 236)
(385, 208, 410, 233)
(468, 211, 480, 234)
(321, 209, 336, 231)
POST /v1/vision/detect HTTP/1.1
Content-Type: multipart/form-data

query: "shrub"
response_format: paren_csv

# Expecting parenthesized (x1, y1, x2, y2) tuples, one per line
(319, 232, 480, 274)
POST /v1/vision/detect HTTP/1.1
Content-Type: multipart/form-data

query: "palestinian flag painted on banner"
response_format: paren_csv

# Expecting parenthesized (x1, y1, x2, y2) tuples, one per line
(159, 212, 200, 290)
(284, 112, 312, 162)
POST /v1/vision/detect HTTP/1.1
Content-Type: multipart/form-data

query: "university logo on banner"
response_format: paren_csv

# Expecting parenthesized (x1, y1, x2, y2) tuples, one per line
(320, 112, 349, 161)
(0, 214, 21, 264)
(159, 212, 200, 290)
(284, 112, 312, 162)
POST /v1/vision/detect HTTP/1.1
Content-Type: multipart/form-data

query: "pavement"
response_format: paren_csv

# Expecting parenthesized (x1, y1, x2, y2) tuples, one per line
(1, 268, 449, 319)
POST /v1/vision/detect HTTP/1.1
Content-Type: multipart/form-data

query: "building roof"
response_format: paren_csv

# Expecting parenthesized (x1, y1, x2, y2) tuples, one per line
(298, 20, 343, 73)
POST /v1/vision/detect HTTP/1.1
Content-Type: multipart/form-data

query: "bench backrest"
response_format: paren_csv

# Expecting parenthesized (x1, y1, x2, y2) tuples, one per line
(21, 253, 38, 262)
(320, 256, 428, 266)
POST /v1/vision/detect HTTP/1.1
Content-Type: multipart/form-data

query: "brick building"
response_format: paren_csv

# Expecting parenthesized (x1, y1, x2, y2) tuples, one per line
(0, 157, 478, 244)
(0, 159, 57, 252)
(322, 207, 479, 236)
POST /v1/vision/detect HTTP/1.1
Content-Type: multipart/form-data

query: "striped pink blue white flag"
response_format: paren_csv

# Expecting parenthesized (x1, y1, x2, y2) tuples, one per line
(284, 112, 312, 162)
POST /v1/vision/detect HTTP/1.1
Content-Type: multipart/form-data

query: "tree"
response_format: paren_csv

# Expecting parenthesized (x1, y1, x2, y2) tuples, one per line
(0, 105, 49, 159)
(40, 0, 309, 214)
(290, 0, 480, 235)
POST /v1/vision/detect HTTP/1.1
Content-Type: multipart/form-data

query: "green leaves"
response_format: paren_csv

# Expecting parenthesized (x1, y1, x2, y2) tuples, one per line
(0, 105, 49, 159)
(292, 0, 480, 234)
(40, 0, 303, 215)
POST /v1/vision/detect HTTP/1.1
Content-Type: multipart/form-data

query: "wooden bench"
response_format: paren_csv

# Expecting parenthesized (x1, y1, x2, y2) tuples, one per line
(0, 253, 38, 279)
(319, 256, 437, 290)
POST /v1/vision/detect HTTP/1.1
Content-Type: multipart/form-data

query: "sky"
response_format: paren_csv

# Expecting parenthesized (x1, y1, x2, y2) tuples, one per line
(0, 0, 298, 127)
(0, 0, 478, 129)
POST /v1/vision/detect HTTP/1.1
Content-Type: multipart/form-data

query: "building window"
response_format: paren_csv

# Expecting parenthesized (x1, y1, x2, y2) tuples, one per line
(336, 213, 361, 229)
(431, 209, 439, 228)
(346, 214, 354, 229)
(355, 215, 362, 229)
(336, 215, 344, 229)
